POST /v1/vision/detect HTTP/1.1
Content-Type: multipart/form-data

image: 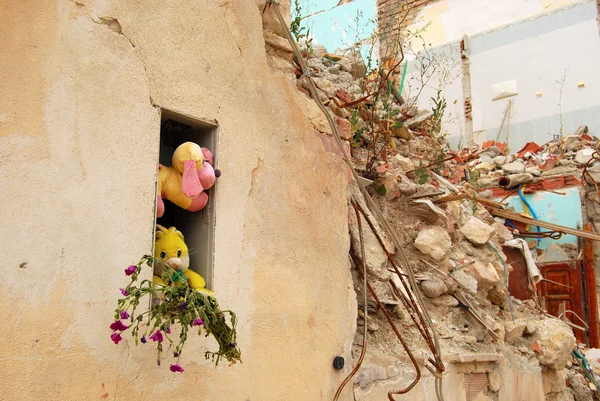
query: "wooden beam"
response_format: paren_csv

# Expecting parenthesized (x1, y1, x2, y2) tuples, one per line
(489, 208, 600, 242)
(584, 224, 600, 347)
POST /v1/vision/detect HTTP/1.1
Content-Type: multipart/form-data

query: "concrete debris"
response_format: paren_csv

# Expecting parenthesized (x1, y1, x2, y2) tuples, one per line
(525, 321, 537, 335)
(353, 362, 389, 388)
(393, 154, 414, 173)
(526, 166, 542, 176)
(542, 369, 570, 398)
(481, 146, 501, 158)
(492, 221, 514, 243)
(429, 294, 459, 307)
(473, 261, 501, 290)
(534, 319, 577, 369)
(451, 270, 478, 295)
(414, 226, 452, 260)
(349, 184, 395, 281)
(475, 162, 495, 172)
(566, 370, 594, 401)
(289, 41, 586, 401)
(493, 155, 507, 166)
(502, 161, 526, 174)
(584, 164, 600, 185)
(460, 217, 495, 245)
(367, 322, 379, 332)
(504, 318, 527, 344)
(397, 175, 418, 195)
(487, 286, 508, 307)
(404, 110, 432, 130)
(575, 147, 596, 165)
(420, 279, 448, 298)
(536, 243, 572, 263)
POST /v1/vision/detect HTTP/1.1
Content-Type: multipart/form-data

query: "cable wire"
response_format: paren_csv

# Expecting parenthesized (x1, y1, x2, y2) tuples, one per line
(265, 2, 445, 399)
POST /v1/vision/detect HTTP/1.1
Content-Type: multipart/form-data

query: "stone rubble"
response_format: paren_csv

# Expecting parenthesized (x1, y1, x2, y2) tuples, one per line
(535, 319, 577, 370)
(460, 217, 495, 246)
(414, 226, 452, 260)
(285, 41, 594, 401)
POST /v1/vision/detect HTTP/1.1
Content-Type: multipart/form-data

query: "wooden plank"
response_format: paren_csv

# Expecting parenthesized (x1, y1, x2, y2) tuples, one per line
(584, 224, 600, 348)
(489, 208, 600, 242)
(503, 246, 533, 301)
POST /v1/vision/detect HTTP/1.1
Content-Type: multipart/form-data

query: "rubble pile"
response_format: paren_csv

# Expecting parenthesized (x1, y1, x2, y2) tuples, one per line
(261, 8, 599, 399)
(288, 43, 600, 400)
(459, 128, 596, 189)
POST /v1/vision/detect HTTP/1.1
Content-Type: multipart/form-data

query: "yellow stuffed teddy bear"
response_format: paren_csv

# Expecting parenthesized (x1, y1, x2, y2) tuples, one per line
(153, 225, 214, 297)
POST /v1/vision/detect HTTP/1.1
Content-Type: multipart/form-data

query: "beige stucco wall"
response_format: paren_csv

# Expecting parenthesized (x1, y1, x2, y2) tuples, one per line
(407, 0, 586, 50)
(0, 1, 357, 400)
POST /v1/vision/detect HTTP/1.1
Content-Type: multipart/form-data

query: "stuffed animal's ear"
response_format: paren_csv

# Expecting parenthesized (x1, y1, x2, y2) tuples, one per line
(155, 225, 167, 240)
(174, 228, 185, 241)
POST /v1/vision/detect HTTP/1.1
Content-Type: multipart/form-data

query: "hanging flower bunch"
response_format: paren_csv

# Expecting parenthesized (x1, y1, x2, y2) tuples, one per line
(110, 255, 241, 372)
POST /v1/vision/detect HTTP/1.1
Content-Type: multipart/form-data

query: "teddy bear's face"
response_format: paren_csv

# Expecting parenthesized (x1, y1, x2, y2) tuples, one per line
(154, 226, 190, 275)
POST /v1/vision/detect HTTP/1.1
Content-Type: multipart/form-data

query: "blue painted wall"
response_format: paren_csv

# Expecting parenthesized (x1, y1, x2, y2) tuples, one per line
(498, 187, 582, 250)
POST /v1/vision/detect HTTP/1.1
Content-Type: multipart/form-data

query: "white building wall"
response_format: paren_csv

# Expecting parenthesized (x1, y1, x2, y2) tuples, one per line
(403, 0, 600, 150)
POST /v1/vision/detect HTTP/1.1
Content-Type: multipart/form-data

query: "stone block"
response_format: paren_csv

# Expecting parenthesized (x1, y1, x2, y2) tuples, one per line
(414, 226, 452, 260)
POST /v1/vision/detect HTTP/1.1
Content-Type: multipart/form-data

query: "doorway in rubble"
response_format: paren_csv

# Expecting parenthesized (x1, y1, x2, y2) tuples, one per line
(504, 228, 600, 347)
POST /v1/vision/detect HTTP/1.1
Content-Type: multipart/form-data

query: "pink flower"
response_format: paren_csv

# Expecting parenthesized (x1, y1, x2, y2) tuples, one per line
(110, 320, 129, 332)
(170, 364, 184, 373)
(193, 318, 204, 326)
(120, 310, 130, 320)
(149, 330, 163, 343)
(124, 265, 137, 276)
(119, 288, 129, 296)
(111, 332, 123, 344)
(165, 326, 171, 334)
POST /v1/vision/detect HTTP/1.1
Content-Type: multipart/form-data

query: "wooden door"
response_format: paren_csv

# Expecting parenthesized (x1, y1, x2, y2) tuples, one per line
(537, 261, 586, 344)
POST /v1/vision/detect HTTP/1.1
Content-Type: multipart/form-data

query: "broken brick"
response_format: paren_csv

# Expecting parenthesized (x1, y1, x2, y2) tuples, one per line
(482, 140, 495, 149)
(336, 89, 352, 104)
(336, 117, 351, 140)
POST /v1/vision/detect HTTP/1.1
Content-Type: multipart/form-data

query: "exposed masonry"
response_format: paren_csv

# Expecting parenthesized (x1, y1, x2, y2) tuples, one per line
(376, 0, 437, 58)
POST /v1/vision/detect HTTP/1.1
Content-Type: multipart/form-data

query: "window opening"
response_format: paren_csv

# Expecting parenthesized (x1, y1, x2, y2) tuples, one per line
(156, 109, 218, 291)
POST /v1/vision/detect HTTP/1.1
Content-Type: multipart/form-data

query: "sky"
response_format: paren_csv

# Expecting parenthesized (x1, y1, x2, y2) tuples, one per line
(298, 0, 377, 54)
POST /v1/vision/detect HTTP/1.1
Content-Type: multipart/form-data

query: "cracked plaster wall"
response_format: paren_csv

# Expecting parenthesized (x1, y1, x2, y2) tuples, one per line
(0, 1, 357, 400)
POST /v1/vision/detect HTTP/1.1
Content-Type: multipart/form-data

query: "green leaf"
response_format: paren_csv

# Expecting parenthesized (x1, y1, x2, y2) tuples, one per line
(376, 184, 387, 196)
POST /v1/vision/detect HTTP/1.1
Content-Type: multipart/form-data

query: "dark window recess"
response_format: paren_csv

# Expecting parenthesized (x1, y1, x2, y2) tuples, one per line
(157, 109, 218, 290)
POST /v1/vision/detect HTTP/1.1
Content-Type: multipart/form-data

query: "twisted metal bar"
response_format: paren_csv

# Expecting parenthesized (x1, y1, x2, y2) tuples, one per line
(265, 3, 445, 399)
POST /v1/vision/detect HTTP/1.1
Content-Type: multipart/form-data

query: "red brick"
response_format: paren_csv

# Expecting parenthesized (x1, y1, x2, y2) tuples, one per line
(482, 140, 495, 149)
(336, 89, 352, 104)
(336, 117, 352, 140)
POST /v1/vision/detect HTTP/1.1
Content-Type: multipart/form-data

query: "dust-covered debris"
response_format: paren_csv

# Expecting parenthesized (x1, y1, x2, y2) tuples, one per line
(285, 32, 593, 401)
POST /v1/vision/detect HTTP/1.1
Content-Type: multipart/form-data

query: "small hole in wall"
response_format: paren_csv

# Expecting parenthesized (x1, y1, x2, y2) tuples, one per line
(156, 109, 218, 291)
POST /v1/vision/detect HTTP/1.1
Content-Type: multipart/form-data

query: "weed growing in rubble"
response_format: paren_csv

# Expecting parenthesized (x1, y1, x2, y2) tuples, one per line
(430, 89, 447, 137)
(350, 108, 365, 147)
(415, 161, 430, 184)
(291, 0, 313, 54)
(556, 70, 567, 137)
(110, 256, 241, 372)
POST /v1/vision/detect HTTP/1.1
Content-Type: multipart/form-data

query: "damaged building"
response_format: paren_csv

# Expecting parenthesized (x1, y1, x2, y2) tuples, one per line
(2, 0, 600, 400)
